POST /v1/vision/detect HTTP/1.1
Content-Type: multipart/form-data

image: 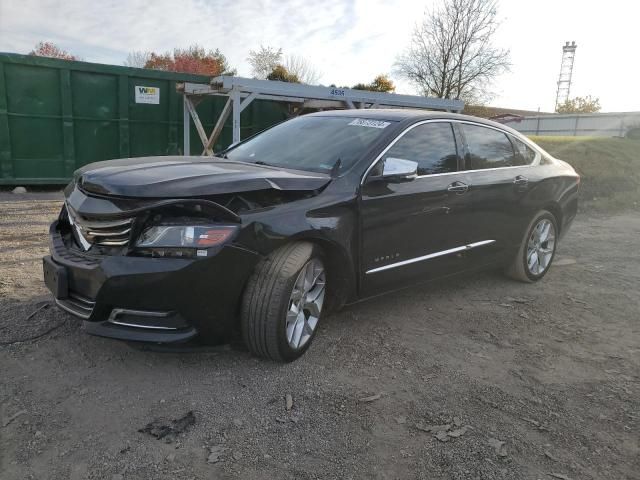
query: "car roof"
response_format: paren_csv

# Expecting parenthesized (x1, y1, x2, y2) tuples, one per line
(308, 108, 522, 136)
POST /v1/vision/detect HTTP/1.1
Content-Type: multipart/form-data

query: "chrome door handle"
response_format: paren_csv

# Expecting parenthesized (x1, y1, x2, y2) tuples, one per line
(513, 175, 529, 186)
(447, 181, 469, 194)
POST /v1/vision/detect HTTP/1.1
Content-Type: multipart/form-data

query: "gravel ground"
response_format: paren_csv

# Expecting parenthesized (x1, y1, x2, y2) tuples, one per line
(1, 194, 638, 480)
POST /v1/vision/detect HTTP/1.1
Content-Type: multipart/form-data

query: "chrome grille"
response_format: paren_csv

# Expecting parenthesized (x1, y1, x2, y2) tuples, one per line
(67, 206, 133, 249)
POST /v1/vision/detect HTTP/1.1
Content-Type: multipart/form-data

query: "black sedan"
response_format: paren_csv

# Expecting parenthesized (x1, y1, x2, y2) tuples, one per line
(43, 110, 579, 361)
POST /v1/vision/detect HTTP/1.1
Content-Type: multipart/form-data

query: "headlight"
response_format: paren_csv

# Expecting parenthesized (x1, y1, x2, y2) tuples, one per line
(135, 224, 238, 257)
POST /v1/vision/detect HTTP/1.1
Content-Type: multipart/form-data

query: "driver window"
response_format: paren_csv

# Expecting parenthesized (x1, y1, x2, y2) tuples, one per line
(381, 122, 460, 176)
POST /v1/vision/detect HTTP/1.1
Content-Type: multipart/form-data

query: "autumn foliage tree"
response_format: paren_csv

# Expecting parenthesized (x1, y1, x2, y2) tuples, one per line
(143, 45, 235, 76)
(248, 46, 321, 84)
(266, 65, 300, 83)
(556, 95, 601, 114)
(30, 41, 77, 60)
(353, 74, 396, 92)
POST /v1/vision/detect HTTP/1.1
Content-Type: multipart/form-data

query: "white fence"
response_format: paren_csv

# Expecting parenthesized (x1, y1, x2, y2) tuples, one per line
(500, 112, 640, 137)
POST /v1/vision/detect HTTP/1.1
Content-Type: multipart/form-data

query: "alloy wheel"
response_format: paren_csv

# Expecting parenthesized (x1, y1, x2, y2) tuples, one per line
(285, 258, 326, 350)
(526, 218, 556, 275)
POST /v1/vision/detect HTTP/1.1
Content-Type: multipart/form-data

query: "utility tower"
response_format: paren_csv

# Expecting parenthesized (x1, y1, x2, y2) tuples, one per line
(555, 41, 577, 110)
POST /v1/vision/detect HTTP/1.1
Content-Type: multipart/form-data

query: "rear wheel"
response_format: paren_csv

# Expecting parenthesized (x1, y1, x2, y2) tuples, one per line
(241, 242, 326, 362)
(506, 211, 558, 283)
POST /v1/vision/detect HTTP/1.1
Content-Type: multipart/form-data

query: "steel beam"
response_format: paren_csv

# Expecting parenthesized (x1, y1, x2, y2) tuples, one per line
(203, 96, 232, 155)
(207, 76, 464, 111)
(239, 92, 258, 113)
(179, 75, 465, 159)
(183, 96, 190, 155)
(231, 87, 241, 145)
(184, 96, 211, 155)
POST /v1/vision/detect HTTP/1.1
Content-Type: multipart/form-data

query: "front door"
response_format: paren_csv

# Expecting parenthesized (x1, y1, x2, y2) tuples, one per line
(359, 121, 472, 296)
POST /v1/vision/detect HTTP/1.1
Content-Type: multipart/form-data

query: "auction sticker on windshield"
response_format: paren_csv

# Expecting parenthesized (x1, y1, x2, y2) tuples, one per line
(348, 118, 391, 129)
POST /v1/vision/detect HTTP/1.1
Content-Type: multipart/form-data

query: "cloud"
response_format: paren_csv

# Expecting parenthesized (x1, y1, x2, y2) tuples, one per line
(2, 0, 638, 111)
(0, 0, 420, 87)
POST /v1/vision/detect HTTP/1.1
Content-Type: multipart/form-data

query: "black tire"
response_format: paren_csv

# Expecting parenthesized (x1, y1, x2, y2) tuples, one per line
(506, 210, 558, 283)
(241, 242, 325, 362)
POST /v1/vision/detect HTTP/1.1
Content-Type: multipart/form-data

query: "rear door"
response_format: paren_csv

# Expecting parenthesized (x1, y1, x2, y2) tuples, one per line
(456, 122, 537, 266)
(359, 121, 473, 296)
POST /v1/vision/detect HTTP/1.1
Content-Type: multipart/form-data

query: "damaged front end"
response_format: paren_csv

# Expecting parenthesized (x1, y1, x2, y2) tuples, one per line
(59, 183, 321, 258)
(44, 160, 330, 345)
(44, 186, 264, 343)
(63, 194, 241, 259)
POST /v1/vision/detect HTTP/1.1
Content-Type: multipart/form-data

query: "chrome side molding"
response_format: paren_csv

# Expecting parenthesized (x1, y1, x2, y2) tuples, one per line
(366, 240, 496, 274)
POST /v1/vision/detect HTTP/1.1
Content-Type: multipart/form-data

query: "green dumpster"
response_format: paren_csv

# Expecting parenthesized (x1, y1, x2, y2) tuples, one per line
(0, 53, 288, 185)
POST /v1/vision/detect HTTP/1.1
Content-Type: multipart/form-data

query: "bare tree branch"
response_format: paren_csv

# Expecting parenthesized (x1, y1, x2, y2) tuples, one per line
(283, 54, 322, 85)
(124, 51, 151, 68)
(395, 0, 510, 104)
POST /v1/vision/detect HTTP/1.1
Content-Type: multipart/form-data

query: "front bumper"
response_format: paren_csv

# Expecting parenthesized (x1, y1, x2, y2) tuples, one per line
(44, 221, 260, 343)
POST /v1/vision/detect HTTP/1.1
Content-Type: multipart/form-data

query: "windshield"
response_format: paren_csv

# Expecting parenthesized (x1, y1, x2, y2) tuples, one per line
(224, 116, 395, 174)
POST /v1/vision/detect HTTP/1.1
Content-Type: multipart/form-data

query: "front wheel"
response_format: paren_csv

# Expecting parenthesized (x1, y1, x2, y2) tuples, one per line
(241, 242, 326, 362)
(506, 210, 558, 283)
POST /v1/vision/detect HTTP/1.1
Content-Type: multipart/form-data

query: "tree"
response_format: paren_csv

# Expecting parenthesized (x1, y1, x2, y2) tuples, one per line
(283, 54, 321, 85)
(266, 65, 300, 83)
(395, 0, 510, 103)
(556, 96, 601, 114)
(248, 47, 321, 84)
(247, 46, 282, 79)
(144, 45, 235, 76)
(353, 74, 396, 92)
(124, 51, 151, 68)
(30, 41, 76, 61)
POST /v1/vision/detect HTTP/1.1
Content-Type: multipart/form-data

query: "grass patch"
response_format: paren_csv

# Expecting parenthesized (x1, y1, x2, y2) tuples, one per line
(529, 136, 640, 212)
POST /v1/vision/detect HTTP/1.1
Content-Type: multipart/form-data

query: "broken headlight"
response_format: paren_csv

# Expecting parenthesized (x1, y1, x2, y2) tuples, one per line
(135, 224, 238, 258)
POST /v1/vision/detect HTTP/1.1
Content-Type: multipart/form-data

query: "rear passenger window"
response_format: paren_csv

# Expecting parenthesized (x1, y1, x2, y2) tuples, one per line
(383, 122, 459, 175)
(510, 137, 538, 166)
(461, 124, 516, 170)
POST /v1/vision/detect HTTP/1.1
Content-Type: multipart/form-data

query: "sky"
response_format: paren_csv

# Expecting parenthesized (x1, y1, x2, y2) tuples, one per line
(0, 0, 638, 112)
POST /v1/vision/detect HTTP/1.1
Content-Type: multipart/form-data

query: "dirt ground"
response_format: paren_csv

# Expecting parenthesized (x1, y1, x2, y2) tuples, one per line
(1, 193, 638, 480)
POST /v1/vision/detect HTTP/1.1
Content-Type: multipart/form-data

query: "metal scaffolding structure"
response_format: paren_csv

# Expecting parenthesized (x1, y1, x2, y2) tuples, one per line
(178, 76, 464, 155)
(555, 41, 577, 110)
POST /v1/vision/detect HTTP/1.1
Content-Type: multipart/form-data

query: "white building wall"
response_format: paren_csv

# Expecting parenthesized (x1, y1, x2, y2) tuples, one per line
(501, 112, 640, 137)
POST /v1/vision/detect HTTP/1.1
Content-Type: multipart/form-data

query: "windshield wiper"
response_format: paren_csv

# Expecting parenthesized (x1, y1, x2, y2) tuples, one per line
(254, 160, 274, 167)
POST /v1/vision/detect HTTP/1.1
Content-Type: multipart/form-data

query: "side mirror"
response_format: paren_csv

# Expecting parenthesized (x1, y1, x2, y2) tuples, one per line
(369, 157, 418, 183)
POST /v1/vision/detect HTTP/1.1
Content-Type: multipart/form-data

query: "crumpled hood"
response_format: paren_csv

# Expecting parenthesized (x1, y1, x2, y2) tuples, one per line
(75, 156, 331, 198)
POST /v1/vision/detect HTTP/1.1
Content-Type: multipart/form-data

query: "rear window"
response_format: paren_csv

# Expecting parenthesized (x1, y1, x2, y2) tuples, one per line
(510, 137, 538, 165)
(225, 116, 394, 174)
(461, 124, 517, 170)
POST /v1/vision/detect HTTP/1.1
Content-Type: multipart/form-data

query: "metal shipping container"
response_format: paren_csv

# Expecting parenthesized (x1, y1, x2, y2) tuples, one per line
(0, 53, 288, 185)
